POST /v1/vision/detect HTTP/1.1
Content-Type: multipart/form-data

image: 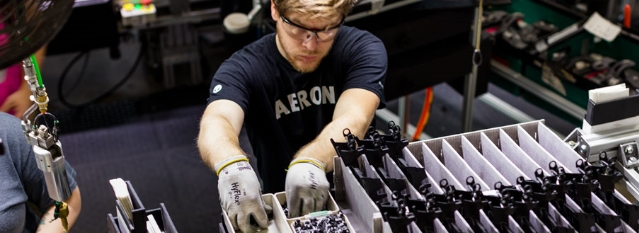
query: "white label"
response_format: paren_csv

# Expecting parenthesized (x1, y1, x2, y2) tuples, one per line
(535, 41, 548, 52)
(583, 12, 621, 42)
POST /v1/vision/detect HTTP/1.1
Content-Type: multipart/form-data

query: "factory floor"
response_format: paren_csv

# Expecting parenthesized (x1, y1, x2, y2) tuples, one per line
(35, 38, 577, 232)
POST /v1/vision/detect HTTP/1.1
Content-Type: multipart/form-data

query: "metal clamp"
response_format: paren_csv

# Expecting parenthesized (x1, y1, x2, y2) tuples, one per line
(618, 142, 639, 169)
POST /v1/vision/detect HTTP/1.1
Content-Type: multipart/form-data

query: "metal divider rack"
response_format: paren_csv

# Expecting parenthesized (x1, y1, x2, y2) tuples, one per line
(332, 120, 639, 232)
(107, 180, 178, 233)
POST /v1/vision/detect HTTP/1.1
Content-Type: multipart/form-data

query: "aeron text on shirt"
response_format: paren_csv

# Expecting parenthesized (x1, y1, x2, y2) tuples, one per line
(274, 86, 336, 119)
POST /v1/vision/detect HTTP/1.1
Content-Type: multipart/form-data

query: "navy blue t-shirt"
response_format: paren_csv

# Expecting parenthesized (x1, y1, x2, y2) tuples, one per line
(207, 26, 387, 192)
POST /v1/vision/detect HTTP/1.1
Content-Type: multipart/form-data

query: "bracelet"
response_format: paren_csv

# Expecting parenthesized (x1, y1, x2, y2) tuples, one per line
(288, 158, 326, 173)
(215, 156, 249, 176)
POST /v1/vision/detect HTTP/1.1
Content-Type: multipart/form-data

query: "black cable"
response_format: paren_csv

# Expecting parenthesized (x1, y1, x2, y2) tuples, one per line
(57, 43, 145, 108)
(57, 50, 87, 107)
(57, 50, 89, 104)
(66, 50, 91, 94)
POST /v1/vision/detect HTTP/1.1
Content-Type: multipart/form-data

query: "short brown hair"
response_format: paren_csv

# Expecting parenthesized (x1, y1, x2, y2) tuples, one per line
(273, 0, 358, 20)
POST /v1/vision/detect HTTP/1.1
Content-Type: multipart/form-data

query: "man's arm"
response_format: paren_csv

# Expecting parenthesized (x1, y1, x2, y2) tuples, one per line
(36, 186, 81, 233)
(198, 100, 246, 170)
(293, 88, 380, 172)
(199, 100, 271, 231)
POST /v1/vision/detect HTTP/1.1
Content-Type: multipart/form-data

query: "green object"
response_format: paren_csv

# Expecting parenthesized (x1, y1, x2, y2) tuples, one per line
(308, 210, 331, 218)
(30, 54, 44, 88)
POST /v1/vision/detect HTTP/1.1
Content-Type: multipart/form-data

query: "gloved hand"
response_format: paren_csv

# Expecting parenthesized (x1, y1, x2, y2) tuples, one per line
(215, 155, 268, 232)
(285, 158, 330, 218)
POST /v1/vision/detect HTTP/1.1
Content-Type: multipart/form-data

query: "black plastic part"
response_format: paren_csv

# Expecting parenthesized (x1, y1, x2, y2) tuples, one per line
(330, 137, 362, 168)
(407, 198, 442, 232)
(616, 197, 639, 230)
(359, 177, 387, 204)
(554, 202, 596, 233)
(585, 94, 639, 125)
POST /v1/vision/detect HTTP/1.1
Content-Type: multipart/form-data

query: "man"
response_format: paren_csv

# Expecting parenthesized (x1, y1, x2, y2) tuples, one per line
(0, 112, 82, 233)
(197, 0, 387, 232)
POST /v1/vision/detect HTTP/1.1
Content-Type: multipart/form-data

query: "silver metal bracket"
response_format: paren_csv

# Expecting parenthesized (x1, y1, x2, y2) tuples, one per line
(619, 142, 639, 169)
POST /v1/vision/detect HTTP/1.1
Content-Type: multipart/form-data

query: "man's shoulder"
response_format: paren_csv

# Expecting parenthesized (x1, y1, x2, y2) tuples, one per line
(334, 26, 382, 50)
(339, 26, 379, 40)
(331, 26, 384, 59)
(233, 34, 276, 59)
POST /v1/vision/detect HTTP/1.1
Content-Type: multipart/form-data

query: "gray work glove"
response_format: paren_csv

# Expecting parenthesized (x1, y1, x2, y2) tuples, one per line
(215, 155, 268, 232)
(285, 158, 330, 218)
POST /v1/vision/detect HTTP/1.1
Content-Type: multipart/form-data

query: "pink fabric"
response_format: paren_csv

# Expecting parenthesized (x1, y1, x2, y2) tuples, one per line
(0, 64, 22, 106)
(0, 20, 23, 111)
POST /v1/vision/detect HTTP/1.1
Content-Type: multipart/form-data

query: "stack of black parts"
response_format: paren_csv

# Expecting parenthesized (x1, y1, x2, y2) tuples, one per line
(331, 121, 639, 232)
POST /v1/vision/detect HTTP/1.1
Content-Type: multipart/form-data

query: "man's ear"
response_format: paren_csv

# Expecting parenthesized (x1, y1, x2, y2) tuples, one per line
(270, 1, 279, 21)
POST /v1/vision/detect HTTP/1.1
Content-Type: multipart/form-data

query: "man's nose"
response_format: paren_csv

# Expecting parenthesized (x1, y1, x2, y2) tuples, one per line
(302, 33, 318, 51)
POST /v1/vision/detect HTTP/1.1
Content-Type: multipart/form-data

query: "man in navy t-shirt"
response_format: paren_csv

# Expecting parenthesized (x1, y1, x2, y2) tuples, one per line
(197, 0, 387, 232)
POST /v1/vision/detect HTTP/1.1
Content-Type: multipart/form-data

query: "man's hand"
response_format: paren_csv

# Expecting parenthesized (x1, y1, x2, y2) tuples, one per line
(0, 85, 31, 118)
(285, 158, 330, 218)
(216, 155, 268, 233)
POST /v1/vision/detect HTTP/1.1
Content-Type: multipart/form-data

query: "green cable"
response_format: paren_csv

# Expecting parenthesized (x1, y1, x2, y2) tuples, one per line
(30, 54, 44, 88)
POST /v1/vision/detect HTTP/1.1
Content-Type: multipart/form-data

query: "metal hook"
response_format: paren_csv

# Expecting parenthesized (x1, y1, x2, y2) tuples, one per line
(466, 176, 475, 187)
(342, 128, 352, 137)
(439, 179, 449, 189)
(599, 151, 608, 161)
(576, 159, 585, 170)
(535, 168, 545, 180)
(473, 183, 482, 192)
(549, 161, 558, 171)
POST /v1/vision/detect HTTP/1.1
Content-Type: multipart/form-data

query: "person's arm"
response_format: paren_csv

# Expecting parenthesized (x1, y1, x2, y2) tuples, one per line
(285, 88, 380, 217)
(36, 186, 81, 233)
(198, 99, 269, 232)
(197, 99, 246, 168)
(293, 88, 380, 171)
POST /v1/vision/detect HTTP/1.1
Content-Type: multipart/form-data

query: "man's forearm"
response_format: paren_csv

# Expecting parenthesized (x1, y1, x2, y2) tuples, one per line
(198, 115, 246, 170)
(294, 113, 371, 172)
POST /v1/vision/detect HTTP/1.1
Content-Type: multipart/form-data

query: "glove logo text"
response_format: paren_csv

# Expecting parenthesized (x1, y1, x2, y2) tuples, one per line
(237, 163, 252, 172)
(308, 171, 318, 190)
(231, 182, 241, 205)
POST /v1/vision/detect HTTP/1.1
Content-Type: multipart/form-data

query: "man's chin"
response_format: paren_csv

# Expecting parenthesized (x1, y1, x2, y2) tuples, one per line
(293, 61, 320, 73)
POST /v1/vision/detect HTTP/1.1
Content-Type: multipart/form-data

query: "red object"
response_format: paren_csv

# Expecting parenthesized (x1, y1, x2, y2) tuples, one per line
(485, 26, 499, 35)
(412, 87, 433, 142)
(141, 0, 152, 5)
(624, 4, 631, 28)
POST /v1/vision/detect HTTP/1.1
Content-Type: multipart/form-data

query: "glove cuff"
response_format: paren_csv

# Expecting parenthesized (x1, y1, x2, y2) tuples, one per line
(214, 155, 249, 176)
(289, 158, 326, 173)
